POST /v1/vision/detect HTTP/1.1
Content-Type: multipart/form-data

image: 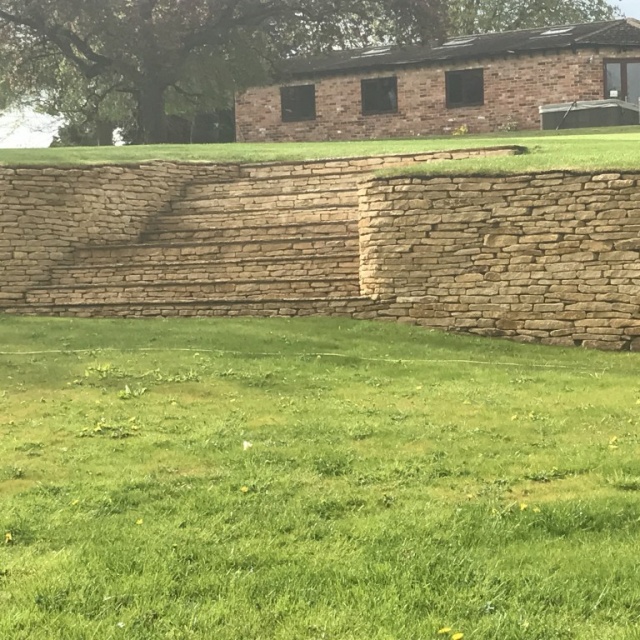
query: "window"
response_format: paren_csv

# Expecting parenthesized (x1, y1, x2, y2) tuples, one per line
(605, 60, 640, 105)
(361, 77, 398, 115)
(280, 84, 316, 122)
(446, 68, 484, 108)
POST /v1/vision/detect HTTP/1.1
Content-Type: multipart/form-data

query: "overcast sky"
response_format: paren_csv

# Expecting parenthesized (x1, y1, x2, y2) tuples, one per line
(616, 0, 638, 16)
(0, 0, 637, 149)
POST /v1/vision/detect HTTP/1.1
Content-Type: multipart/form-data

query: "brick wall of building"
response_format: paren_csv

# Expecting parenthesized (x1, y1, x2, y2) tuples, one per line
(236, 47, 638, 142)
(359, 171, 640, 350)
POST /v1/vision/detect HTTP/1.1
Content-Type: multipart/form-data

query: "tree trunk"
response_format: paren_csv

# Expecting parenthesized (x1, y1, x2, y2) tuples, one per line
(138, 79, 168, 144)
(96, 120, 115, 146)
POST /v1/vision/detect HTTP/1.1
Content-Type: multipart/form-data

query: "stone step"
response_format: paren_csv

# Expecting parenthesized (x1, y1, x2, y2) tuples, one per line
(150, 205, 357, 232)
(25, 276, 362, 305)
(183, 174, 359, 200)
(238, 154, 429, 180)
(2, 296, 380, 319)
(74, 235, 359, 265)
(140, 219, 357, 244)
(49, 253, 359, 286)
(172, 189, 358, 214)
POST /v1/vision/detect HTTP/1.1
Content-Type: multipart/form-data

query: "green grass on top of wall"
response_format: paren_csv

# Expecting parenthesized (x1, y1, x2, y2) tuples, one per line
(0, 125, 639, 172)
(381, 128, 640, 177)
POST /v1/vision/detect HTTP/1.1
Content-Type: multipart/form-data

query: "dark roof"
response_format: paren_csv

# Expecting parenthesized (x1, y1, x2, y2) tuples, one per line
(280, 18, 640, 79)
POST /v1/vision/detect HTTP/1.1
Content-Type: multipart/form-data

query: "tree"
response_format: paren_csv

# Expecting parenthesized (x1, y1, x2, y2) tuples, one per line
(0, 0, 446, 144)
(264, 0, 446, 56)
(0, 0, 291, 143)
(448, 0, 619, 36)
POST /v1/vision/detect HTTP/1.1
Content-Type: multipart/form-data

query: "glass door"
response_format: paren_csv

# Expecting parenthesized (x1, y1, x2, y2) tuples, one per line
(626, 63, 640, 106)
(605, 60, 640, 105)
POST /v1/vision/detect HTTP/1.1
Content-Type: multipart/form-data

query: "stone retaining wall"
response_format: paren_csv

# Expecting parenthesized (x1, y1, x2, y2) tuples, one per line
(359, 172, 640, 350)
(0, 147, 519, 303)
(5, 149, 640, 351)
(0, 162, 240, 303)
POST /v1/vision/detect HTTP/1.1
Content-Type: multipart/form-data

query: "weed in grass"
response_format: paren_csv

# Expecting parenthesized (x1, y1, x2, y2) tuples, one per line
(117, 384, 147, 400)
(524, 468, 571, 483)
(312, 453, 353, 477)
(608, 472, 640, 492)
(2, 465, 25, 480)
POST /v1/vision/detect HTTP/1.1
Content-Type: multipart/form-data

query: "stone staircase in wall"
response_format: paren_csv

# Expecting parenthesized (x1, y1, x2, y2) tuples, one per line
(21, 165, 377, 318)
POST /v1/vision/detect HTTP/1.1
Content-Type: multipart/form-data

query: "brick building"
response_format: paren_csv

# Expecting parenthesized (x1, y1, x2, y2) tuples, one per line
(235, 18, 640, 141)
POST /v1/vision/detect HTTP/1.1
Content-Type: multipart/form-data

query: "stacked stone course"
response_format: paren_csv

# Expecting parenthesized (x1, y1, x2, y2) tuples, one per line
(4, 145, 640, 351)
(359, 172, 640, 350)
(0, 162, 240, 304)
(0, 147, 513, 316)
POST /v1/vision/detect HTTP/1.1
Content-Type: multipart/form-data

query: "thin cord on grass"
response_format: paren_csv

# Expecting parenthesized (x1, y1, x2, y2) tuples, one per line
(0, 346, 610, 372)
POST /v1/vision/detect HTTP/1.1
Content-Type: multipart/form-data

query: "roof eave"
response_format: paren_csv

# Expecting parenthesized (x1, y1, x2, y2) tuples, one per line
(281, 41, 640, 81)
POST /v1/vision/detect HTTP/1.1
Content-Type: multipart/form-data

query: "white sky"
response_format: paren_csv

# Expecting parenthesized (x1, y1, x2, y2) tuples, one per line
(0, 0, 636, 149)
(0, 109, 62, 149)
(616, 0, 638, 17)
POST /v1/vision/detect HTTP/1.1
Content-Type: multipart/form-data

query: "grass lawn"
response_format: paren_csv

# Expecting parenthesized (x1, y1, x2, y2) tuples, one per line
(1, 126, 640, 174)
(2, 315, 640, 639)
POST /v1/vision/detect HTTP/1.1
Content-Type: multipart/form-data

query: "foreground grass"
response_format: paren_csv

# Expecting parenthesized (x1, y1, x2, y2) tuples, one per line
(2, 316, 640, 639)
(1, 126, 640, 174)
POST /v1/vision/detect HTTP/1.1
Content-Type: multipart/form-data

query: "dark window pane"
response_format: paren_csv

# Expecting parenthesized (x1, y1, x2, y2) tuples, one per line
(280, 85, 316, 122)
(446, 69, 484, 108)
(361, 77, 398, 115)
(447, 74, 464, 105)
(605, 63, 622, 99)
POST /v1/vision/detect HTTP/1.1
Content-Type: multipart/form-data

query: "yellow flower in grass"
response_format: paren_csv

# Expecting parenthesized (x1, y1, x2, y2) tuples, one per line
(437, 628, 452, 635)
(240, 486, 249, 493)
(135, 518, 143, 525)
(452, 634, 464, 640)
(4, 532, 12, 544)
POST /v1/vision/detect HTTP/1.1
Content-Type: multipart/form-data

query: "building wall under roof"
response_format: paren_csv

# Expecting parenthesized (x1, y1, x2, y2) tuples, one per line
(235, 48, 640, 141)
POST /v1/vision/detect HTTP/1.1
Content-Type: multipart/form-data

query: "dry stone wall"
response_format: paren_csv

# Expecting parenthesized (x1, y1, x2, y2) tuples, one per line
(0, 147, 518, 305)
(238, 147, 519, 178)
(0, 162, 239, 303)
(359, 172, 640, 350)
(3, 149, 640, 351)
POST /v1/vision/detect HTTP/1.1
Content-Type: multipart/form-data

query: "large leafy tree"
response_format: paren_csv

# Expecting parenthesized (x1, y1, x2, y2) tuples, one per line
(4, 0, 612, 144)
(0, 0, 292, 143)
(0, 0, 445, 144)
(449, 0, 620, 35)
(266, 0, 446, 55)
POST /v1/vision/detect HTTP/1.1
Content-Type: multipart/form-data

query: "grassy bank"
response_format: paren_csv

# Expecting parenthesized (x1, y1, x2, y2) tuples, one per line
(385, 129, 640, 176)
(0, 126, 639, 173)
(1, 315, 640, 639)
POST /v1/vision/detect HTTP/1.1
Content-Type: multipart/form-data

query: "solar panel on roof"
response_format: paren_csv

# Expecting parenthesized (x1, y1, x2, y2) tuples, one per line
(441, 37, 477, 47)
(539, 27, 574, 36)
(354, 47, 392, 58)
